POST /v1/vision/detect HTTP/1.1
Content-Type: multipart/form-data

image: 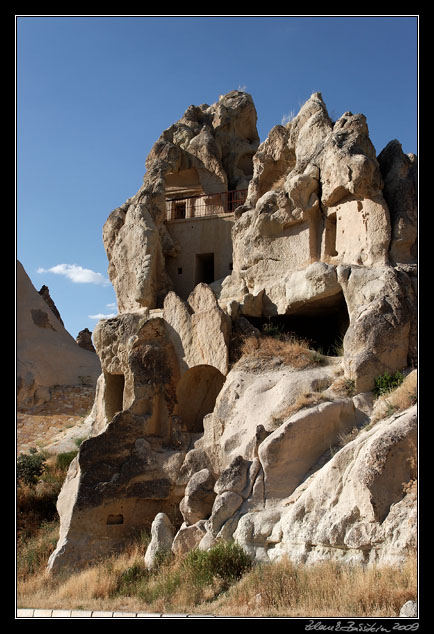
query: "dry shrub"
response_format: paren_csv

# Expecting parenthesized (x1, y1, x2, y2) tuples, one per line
(330, 375, 356, 397)
(240, 334, 324, 369)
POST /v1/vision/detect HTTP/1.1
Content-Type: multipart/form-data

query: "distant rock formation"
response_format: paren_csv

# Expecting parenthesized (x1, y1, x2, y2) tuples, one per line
(47, 91, 417, 576)
(76, 328, 96, 353)
(17, 261, 101, 408)
(38, 285, 64, 326)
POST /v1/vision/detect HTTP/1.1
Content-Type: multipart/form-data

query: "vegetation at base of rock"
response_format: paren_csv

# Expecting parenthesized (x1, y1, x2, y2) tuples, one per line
(373, 370, 405, 397)
(182, 541, 252, 586)
(111, 540, 252, 607)
(216, 554, 417, 617)
(16, 523, 416, 617)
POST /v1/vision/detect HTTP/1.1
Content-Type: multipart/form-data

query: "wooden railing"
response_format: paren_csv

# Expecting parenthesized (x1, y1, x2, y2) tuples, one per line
(165, 189, 247, 221)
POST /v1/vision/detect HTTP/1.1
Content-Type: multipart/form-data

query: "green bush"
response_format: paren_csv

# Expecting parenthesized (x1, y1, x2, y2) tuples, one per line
(111, 540, 253, 607)
(374, 371, 405, 397)
(182, 540, 253, 587)
(17, 448, 47, 486)
(114, 562, 151, 596)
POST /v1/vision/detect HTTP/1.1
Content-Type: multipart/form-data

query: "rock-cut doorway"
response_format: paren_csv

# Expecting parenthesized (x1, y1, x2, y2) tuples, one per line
(175, 365, 225, 433)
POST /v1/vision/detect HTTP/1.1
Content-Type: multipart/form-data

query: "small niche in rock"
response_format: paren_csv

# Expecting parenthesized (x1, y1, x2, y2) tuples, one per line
(106, 514, 124, 525)
(249, 291, 350, 356)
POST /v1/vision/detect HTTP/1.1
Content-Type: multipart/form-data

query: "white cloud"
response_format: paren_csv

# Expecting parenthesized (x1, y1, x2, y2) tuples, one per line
(88, 313, 117, 320)
(106, 302, 117, 309)
(37, 263, 110, 286)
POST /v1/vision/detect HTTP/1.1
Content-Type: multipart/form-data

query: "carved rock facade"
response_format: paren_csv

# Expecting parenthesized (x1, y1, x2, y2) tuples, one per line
(48, 91, 417, 573)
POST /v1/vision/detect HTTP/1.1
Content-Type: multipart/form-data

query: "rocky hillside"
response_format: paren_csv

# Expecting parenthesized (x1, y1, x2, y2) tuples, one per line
(17, 261, 101, 409)
(46, 91, 417, 575)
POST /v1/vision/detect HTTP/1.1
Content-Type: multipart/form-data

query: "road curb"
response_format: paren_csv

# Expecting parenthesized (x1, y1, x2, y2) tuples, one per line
(17, 608, 217, 618)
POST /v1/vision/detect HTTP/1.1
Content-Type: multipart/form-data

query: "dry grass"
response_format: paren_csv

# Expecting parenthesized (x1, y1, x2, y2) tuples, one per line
(17, 520, 417, 618)
(210, 554, 417, 618)
(371, 369, 417, 424)
(329, 375, 356, 397)
(239, 334, 325, 369)
(17, 528, 150, 611)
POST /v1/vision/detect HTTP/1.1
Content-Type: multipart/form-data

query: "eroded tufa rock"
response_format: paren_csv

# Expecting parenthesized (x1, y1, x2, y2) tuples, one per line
(47, 90, 417, 575)
(144, 513, 175, 569)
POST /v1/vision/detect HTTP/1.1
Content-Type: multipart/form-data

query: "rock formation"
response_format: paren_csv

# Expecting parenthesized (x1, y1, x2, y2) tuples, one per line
(76, 328, 96, 353)
(47, 91, 417, 575)
(102, 91, 259, 314)
(38, 284, 64, 325)
(17, 261, 101, 408)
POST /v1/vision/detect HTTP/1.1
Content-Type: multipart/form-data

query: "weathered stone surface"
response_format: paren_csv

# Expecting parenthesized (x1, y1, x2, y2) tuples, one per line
(38, 284, 64, 325)
(200, 361, 344, 470)
(214, 455, 251, 496)
(47, 313, 187, 572)
(234, 405, 417, 566)
(284, 262, 341, 314)
(319, 111, 384, 206)
(179, 468, 216, 525)
(103, 91, 259, 313)
(207, 490, 244, 537)
(399, 600, 418, 617)
(144, 513, 175, 568)
(17, 261, 101, 408)
(218, 93, 395, 353)
(172, 520, 207, 556)
(339, 264, 417, 391)
(46, 90, 417, 575)
(47, 409, 187, 573)
(163, 284, 232, 376)
(48, 287, 231, 571)
(258, 398, 358, 502)
(378, 140, 417, 266)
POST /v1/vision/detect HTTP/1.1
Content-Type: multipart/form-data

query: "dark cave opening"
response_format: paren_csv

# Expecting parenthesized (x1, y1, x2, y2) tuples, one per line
(248, 291, 350, 356)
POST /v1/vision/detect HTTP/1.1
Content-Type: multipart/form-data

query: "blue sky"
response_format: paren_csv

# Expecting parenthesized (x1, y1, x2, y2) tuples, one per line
(16, 15, 418, 339)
